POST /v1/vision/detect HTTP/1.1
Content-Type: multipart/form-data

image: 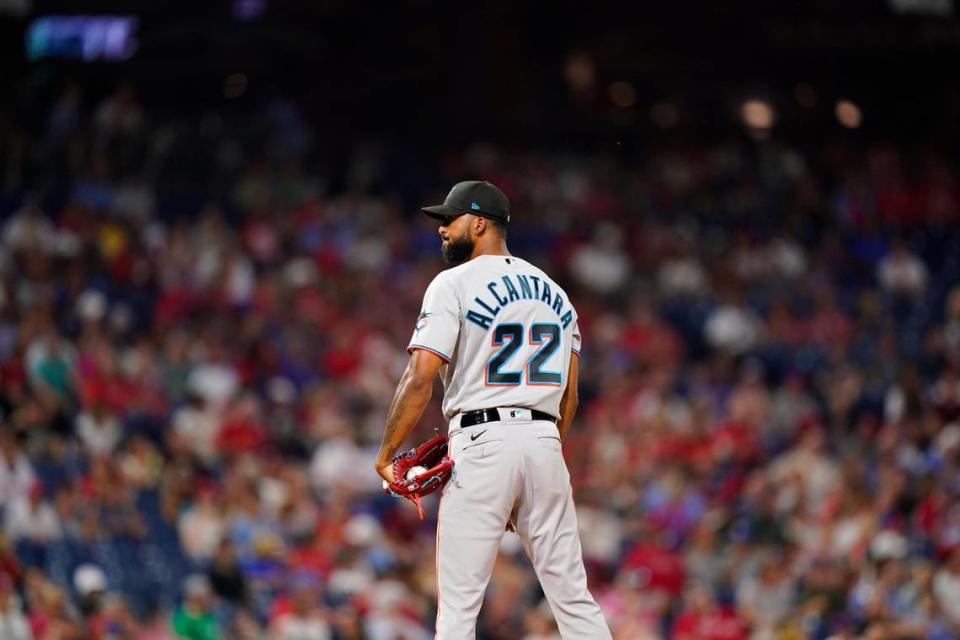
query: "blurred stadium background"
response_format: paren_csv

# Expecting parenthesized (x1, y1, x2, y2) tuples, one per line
(2, 0, 960, 638)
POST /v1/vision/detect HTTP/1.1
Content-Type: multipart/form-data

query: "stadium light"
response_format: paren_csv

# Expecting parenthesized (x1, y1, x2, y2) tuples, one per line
(835, 99, 863, 128)
(741, 99, 775, 130)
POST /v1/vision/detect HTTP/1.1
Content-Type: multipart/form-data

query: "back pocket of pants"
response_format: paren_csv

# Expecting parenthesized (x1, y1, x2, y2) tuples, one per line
(537, 436, 562, 452)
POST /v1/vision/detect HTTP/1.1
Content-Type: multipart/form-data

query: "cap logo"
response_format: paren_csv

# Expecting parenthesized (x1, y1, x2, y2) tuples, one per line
(471, 202, 480, 210)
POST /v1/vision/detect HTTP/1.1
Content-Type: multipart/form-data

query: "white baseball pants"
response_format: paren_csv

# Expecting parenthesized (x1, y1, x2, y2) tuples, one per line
(434, 410, 611, 639)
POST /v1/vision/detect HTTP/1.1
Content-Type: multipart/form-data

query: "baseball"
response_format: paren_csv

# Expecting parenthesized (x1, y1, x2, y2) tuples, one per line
(407, 465, 428, 480)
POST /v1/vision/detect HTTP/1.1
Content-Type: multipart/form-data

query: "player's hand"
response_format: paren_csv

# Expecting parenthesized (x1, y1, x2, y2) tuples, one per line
(375, 455, 396, 484)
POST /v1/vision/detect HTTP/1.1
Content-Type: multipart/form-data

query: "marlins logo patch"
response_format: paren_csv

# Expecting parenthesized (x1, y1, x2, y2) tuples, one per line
(415, 311, 432, 335)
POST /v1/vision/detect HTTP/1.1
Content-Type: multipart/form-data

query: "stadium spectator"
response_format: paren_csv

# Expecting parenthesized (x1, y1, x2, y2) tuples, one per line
(172, 574, 220, 640)
(0, 572, 31, 640)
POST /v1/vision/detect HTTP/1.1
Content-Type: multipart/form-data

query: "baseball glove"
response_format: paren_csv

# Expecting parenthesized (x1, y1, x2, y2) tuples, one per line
(384, 432, 453, 519)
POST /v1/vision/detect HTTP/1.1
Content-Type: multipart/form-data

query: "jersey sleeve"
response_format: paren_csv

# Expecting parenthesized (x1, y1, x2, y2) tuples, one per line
(571, 320, 582, 355)
(407, 273, 461, 362)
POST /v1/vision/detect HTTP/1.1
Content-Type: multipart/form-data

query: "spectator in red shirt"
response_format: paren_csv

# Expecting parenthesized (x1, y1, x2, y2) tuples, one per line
(673, 582, 749, 640)
(621, 520, 686, 598)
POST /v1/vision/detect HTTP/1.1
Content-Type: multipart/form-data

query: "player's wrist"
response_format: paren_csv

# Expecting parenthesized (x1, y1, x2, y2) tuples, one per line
(374, 457, 395, 482)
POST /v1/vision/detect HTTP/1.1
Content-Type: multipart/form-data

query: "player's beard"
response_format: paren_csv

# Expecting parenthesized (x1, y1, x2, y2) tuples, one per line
(442, 231, 474, 265)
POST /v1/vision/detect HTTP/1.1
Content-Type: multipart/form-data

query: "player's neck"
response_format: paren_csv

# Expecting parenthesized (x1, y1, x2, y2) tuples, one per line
(470, 240, 511, 261)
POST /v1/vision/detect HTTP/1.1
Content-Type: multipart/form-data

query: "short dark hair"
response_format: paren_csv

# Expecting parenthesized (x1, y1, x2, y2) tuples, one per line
(488, 218, 508, 237)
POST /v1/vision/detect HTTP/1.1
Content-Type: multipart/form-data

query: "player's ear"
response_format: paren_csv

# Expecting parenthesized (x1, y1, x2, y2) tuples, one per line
(473, 215, 488, 236)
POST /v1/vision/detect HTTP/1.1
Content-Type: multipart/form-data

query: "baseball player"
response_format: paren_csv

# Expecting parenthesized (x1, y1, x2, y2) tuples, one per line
(375, 181, 611, 639)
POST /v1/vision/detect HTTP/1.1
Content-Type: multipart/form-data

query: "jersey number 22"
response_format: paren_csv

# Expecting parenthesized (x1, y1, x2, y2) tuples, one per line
(486, 323, 562, 386)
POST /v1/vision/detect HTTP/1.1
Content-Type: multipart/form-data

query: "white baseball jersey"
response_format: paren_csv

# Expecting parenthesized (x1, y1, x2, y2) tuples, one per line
(407, 255, 581, 421)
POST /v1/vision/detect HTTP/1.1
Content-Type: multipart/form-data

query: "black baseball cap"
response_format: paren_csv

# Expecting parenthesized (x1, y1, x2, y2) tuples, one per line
(422, 180, 510, 224)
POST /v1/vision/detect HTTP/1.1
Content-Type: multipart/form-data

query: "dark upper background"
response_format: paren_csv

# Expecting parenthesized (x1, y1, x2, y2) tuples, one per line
(2, 0, 959, 153)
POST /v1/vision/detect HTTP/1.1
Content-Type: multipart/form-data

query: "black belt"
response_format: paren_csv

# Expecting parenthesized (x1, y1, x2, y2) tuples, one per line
(459, 408, 557, 428)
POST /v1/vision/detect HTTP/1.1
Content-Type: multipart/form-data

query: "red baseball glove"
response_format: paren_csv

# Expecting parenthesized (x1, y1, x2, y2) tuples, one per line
(384, 432, 453, 519)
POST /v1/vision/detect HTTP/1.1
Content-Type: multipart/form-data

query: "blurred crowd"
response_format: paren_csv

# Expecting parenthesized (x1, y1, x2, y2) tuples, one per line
(0, 83, 959, 640)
